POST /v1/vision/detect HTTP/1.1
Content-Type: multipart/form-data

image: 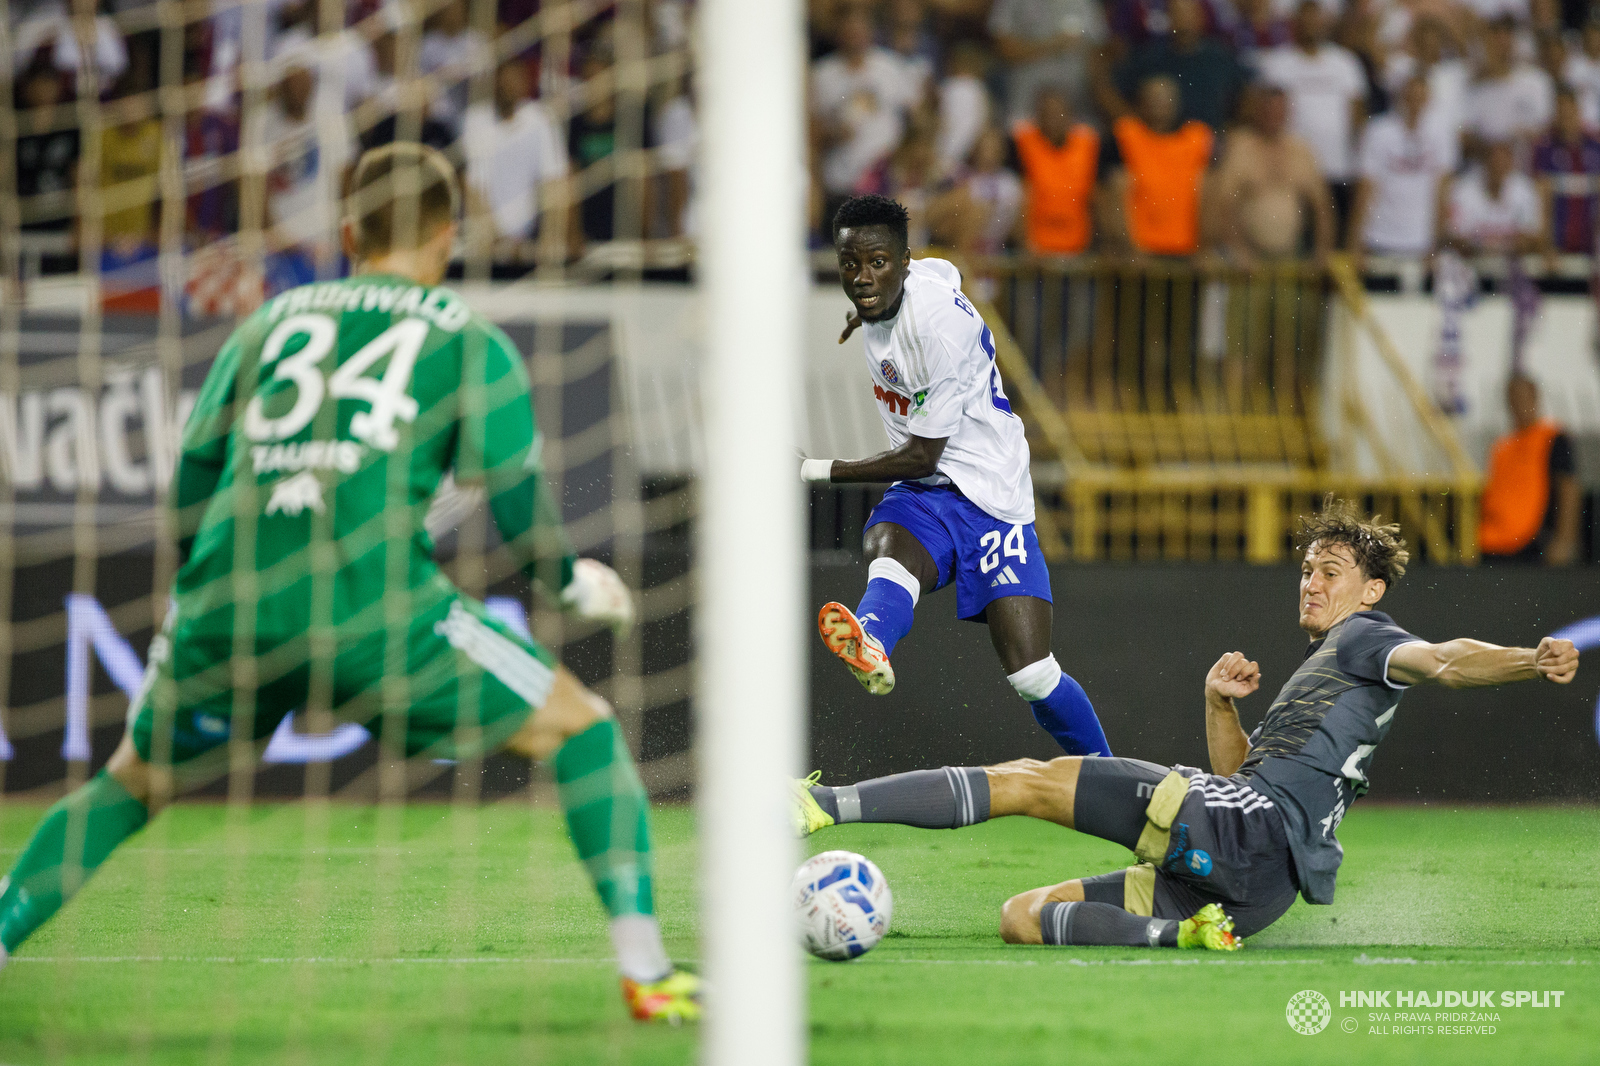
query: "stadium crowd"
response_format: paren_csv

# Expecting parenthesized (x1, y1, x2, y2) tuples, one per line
(805, 0, 1600, 262)
(10, 0, 697, 285)
(10, 0, 1600, 270)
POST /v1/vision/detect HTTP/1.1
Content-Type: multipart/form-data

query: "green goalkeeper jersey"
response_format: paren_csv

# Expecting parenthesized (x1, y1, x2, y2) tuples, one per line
(171, 272, 575, 647)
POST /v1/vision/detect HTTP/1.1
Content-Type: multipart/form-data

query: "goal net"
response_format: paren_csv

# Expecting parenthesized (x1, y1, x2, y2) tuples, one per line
(0, 0, 802, 1057)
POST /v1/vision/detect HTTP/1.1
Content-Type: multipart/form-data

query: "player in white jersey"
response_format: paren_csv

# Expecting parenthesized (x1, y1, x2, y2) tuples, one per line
(800, 195, 1111, 756)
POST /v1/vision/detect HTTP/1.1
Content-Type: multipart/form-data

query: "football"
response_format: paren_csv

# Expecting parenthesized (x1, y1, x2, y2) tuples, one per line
(793, 850, 894, 961)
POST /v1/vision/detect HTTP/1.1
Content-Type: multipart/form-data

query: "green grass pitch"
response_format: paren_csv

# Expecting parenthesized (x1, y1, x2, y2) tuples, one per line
(0, 800, 1595, 1065)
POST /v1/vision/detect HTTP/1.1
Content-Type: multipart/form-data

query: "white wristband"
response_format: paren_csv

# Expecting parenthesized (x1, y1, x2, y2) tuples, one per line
(800, 458, 835, 483)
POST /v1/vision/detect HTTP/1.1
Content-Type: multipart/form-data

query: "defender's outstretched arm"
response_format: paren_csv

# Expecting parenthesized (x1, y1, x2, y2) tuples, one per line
(1386, 637, 1578, 688)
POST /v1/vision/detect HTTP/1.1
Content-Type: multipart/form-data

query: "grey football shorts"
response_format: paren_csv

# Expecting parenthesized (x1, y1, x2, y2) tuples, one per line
(1071, 757, 1299, 938)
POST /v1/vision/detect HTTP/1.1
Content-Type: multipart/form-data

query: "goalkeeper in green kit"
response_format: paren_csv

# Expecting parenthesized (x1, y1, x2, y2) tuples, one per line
(0, 144, 700, 1023)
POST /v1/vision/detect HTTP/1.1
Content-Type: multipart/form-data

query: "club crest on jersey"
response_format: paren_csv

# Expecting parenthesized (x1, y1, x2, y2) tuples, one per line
(879, 360, 901, 385)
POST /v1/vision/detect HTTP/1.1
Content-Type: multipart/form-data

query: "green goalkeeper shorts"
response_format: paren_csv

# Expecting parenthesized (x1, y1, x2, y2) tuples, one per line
(128, 593, 557, 775)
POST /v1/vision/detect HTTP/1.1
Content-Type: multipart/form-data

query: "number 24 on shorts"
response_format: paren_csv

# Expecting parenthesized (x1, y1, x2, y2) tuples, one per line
(245, 314, 425, 451)
(979, 525, 1028, 573)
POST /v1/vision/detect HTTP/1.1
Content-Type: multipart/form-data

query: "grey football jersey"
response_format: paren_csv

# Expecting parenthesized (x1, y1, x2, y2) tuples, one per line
(1237, 611, 1422, 904)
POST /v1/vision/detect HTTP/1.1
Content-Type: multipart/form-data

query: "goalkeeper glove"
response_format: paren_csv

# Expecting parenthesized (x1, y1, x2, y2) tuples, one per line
(560, 558, 636, 638)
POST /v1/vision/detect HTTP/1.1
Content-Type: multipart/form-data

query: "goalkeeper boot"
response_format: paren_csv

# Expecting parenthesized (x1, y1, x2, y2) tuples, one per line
(1176, 903, 1242, 951)
(818, 602, 895, 695)
(792, 771, 836, 838)
(622, 968, 703, 1024)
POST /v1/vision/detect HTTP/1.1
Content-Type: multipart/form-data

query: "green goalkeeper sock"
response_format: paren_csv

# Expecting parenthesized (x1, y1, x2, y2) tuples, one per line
(0, 769, 149, 953)
(553, 719, 654, 919)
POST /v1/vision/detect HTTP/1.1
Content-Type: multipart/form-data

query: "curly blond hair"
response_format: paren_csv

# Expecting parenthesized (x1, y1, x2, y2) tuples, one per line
(1295, 495, 1410, 587)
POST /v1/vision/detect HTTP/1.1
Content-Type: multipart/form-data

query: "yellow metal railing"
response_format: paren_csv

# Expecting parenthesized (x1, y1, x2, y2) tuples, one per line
(946, 253, 1481, 566)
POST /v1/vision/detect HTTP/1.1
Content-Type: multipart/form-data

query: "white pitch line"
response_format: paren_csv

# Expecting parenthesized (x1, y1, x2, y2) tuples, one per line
(8, 955, 1594, 968)
(9, 956, 617, 965)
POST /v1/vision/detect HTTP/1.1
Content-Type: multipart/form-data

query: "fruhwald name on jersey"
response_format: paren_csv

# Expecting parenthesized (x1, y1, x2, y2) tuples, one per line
(265, 280, 472, 333)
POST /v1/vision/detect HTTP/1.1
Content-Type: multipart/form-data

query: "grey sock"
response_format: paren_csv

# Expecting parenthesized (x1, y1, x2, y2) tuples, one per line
(819, 767, 990, 829)
(1039, 901, 1179, 947)
(808, 785, 840, 821)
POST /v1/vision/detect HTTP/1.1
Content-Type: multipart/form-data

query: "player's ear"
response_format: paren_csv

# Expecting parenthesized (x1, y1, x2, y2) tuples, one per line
(340, 218, 361, 263)
(1364, 578, 1386, 606)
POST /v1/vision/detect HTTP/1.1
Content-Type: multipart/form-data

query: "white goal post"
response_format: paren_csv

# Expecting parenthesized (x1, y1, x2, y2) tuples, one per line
(697, 0, 807, 1063)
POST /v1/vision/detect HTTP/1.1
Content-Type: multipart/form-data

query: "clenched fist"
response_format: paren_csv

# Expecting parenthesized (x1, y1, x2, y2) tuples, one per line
(1206, 651, 1261, 701)
(1535, 637, 1579, 684)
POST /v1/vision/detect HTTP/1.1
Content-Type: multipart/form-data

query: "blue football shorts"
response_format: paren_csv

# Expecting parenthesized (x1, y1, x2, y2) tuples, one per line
(864, 481, 1051, 622)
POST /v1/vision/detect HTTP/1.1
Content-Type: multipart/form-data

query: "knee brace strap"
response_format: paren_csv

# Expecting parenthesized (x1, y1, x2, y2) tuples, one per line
(1122, 862, 1157, 917)
(1133, 770, 1188, 864)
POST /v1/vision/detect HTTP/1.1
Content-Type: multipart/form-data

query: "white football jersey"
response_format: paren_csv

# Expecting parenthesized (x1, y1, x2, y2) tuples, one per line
(857, 257, 1034, 524)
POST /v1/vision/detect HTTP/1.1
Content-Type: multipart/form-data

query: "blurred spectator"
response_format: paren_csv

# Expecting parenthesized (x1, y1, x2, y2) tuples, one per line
(570, 51, 637, 242)
(1334, 0, 1392, 117)
(1383, 16, 1469, 152)
(884, 0, 940, 89)
(1445, 139, 1545, 252)
(14, 59, 79, 239)
(421, 0, 492, 136)
(1012, 86, 1100, 254)
(988, 0, 1107, 123)
(1464, 16, 1554, 150)
(655, 74, 698, 237)
(933, 126, 1025, 257)
(243, 53, 354, 281)
(1461, 0, 1532, 21)
(1535, 27, 1568, 86)
(358, 7, 457, 153)
(270, 0, 380, 114)
(1099, 0, 1247, 132)
(463, 59, 569, 243)
(98, 54, 162, 257)
(1480, 374, 1581, 565)
(1369, 0, 1471, 54)
(11, 3, 129, 91)
(1211, 84, 1335, 263)
(938, 40, 991, 177)
(1534, 88, 1600, 253)
(1256, 1, 1370, 238)
(1563, 19, 1600, 128)
(1221, 0, 1291, 55)
(1108, 0, 1225, 48)
(810, 9, 921, 218)
(1107, 75, 1214, 254)
(183, 95, 241, 241)
(886, 119, 941, 249)
(1348, 75, 1457, 256)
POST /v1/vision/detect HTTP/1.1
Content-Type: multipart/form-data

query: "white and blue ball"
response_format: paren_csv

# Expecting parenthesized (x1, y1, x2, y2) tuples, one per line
(792, 850, 893, 961)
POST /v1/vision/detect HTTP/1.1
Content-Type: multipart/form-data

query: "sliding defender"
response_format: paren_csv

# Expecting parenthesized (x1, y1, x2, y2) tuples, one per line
(795, 499, 1578, 948)
(0, 145, 698, 1022)
(805, 193, 1109, 757)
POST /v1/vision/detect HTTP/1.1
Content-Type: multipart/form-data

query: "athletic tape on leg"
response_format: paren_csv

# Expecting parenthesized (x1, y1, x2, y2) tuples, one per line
(866, 557, 921, 606)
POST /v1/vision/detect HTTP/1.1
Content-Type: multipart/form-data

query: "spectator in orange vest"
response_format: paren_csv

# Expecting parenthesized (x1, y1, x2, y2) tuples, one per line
(1480, 375, 1582, 565)
(1106, 75, 1214, 256)
(1012, 86, 1100, 255)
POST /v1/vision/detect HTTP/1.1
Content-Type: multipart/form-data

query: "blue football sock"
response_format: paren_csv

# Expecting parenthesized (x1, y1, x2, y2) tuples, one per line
(1009, 657, 1112, 757)
(854, 560, 919, 658)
